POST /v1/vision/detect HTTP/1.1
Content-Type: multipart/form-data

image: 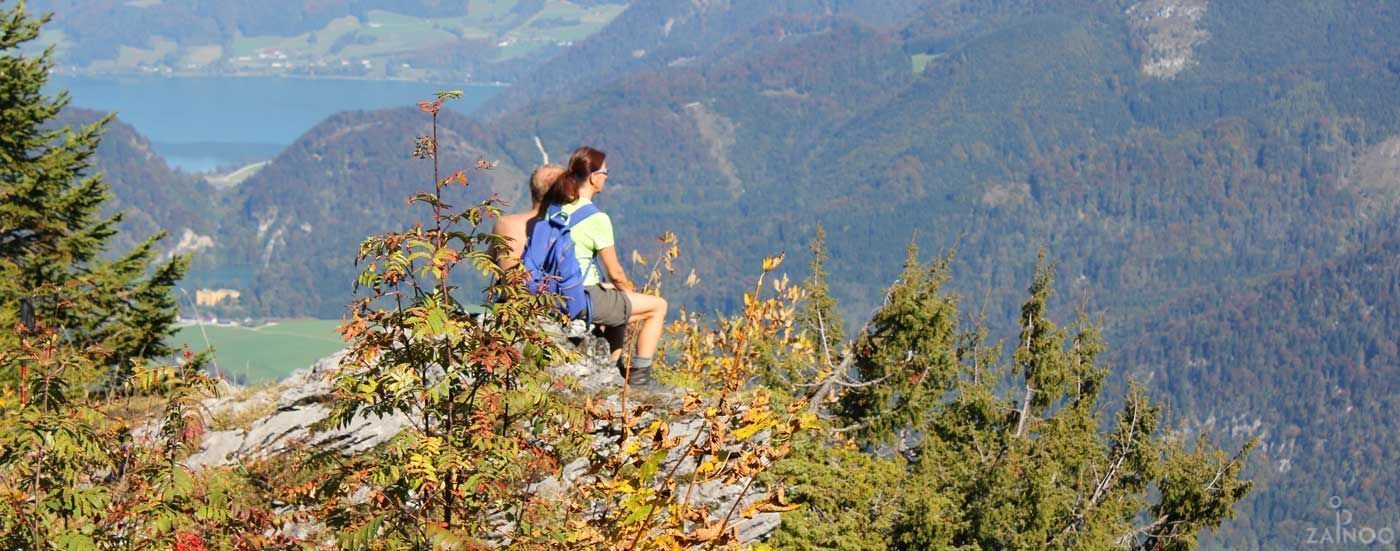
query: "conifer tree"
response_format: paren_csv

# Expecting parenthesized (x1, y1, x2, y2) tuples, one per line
(0, 1, 186, 380)
(784, 251, 1252, 549)
(800, 225, 845, 359)
(835, 240, 960, 445)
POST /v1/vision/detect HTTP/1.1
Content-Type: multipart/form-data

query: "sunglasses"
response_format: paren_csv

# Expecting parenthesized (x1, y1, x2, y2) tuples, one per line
(593, 169, 609, 176)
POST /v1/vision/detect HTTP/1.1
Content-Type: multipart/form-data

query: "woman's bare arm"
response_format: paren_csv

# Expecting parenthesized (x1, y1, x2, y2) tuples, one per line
(596, 246, 633, 291)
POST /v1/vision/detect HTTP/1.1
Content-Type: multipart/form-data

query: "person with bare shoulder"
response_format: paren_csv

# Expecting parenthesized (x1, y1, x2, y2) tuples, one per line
(492, 164, 565, 270)
(545, 146, 669, 388)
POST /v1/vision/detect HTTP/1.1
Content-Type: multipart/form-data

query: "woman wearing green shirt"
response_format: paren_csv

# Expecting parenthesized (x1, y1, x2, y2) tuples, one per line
(546, 146, 669, 387)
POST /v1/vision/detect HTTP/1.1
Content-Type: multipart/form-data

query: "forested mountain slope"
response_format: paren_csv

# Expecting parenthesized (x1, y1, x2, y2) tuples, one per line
(53, 109, 221, 260)
(199, 0, 1400, 322)
(1116, 226, 1400, 547)
(483, 0, 1400, 324)
(221, 108, 525, 316)
(476, 0, 930, 115)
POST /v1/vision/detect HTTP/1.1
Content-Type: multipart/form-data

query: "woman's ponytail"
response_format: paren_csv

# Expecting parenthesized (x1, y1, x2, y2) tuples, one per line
(545, 146, 606, 207)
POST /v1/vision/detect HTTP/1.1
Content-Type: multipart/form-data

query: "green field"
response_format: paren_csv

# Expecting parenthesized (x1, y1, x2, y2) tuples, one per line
(911, 53, 944, 75)
(170, 320, 346, 384)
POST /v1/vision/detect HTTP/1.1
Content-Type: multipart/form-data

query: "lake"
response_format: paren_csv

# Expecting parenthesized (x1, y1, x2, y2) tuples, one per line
(50, 76, 500, 171)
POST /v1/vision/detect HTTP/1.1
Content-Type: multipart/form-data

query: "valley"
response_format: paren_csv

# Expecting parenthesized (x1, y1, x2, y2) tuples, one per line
(30, 0, 630, 83)
(170, 319, 346, 384)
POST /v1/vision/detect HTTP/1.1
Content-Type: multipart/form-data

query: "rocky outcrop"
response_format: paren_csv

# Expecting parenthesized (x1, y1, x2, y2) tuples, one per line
(187, 351, 411, 470)
(186, 332, 783, 544)
(1128, 0, 1210, 79)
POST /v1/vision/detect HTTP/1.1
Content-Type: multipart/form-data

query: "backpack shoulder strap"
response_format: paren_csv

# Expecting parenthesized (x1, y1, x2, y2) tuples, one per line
(543, 203, 570, 228)
(565, 204, 601, 229)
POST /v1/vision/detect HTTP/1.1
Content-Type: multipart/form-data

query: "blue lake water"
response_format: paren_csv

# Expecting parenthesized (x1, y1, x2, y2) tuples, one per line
(49, 76, 500, 171)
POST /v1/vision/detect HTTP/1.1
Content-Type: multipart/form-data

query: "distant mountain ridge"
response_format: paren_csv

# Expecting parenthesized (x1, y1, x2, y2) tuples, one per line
(53, 108, 222, 261)
(225, 107, 525, 316)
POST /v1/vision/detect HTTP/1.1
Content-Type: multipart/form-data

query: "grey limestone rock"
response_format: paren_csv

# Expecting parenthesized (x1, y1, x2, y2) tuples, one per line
(185, 330, 783, 544)
(187, 350, 408, 469)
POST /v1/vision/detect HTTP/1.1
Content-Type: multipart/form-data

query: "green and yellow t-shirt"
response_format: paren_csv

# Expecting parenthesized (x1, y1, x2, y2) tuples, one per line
(562, 199, 613, 287)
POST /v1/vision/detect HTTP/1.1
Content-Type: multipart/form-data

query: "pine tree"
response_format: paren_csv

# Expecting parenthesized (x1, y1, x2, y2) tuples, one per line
(0, 1, 186, 380)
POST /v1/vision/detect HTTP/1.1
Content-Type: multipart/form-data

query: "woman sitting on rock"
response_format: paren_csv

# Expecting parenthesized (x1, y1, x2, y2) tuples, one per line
(545, 146, 668, 388)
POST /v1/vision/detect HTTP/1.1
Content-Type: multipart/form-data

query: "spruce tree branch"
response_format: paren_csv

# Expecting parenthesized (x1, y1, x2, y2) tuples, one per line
(806, 354, 854, 414)
(1115, 435, 1249, 548)
(795, 373, 889, 389)
(1116, 514, 1172, 548)
(1051, 397, 1141, 544)
(829, 421, 868, 434)
(1014, 318, 1036, 438)
(805, 304, 883, 414)
(815, 308, 835, 370)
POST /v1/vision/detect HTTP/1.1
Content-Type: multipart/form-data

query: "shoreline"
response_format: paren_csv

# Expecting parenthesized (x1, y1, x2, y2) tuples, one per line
(49, 69, 514, 88)
(175, 318, 341, 330)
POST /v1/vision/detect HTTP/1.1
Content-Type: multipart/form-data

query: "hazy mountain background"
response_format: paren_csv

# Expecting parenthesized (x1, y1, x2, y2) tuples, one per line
(50, 0, 1400, 547)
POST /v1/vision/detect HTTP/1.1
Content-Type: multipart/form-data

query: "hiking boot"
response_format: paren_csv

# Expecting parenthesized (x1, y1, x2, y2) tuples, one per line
(618, 361, 667, 394)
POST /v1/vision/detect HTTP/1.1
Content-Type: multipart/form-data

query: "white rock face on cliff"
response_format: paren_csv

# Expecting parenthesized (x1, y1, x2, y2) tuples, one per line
(1128, 0, 1210, 79)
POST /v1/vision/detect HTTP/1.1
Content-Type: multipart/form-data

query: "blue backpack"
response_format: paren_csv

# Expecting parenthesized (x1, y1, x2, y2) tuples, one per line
(521, 202, 600, 321)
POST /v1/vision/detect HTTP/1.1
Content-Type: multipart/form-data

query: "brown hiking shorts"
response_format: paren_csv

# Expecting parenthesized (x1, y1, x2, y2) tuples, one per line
(586, 284, 631, 327)
(586, 284, 632, 352)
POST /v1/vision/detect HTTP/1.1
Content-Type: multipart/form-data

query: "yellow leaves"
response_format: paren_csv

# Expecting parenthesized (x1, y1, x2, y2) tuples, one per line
(565, 520, 605, 545)
(133, 365, 176, 392)
(791, 411, 821, 432)
(407, 453, 438, 484)
(354, 379, 378, 396)
(433, 246, 459, 268)
(771, 274, 789, 294)
(632, 249, 649, 266)
(685, 269, 700, 288)
(761, 253, 785, 273)
(405, 299, 456, 339)
(732, 410, 774, 441)
(742, 487, 801, 518)
(695, 457, 720, 477)
(406, 437, 443, 485)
